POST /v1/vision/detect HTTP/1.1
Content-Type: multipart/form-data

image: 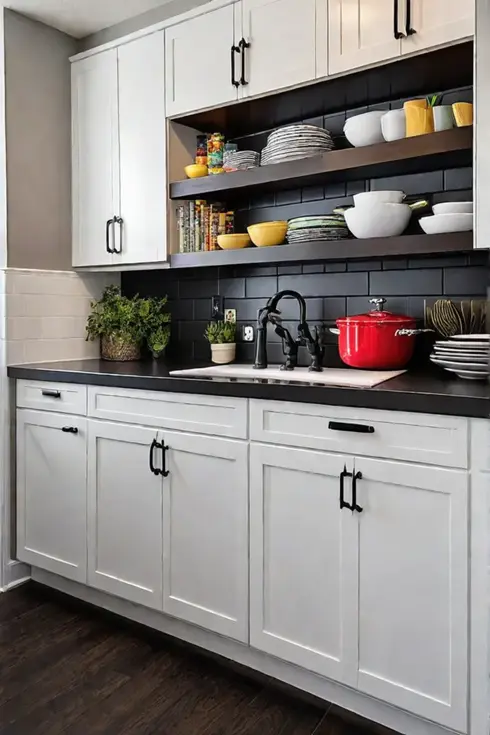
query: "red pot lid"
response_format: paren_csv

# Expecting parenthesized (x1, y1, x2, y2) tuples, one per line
(336, 299, 415, 326)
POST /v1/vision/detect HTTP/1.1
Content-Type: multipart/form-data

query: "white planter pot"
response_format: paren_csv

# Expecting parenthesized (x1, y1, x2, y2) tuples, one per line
(381, 109, 406, 142)
(211, 343, 236, 364)
(432, 105, 455, 132)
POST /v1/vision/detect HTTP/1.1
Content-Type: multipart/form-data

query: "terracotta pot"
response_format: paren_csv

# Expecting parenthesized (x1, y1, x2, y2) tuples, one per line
(211, 343, 236, 364)
(101, 334, 141, 361)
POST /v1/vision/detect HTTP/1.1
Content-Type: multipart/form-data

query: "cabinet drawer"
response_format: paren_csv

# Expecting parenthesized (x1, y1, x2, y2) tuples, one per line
(88, 387, 248, 438)
(250, 400, 468, 468)
(16, 380, 87, 416)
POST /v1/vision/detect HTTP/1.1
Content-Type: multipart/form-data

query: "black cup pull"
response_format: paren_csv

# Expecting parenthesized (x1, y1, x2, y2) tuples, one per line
(149, 438, 162, 476)
(42, 389, 61, 398)
(393, 0, 404, 38)
(106, 217, 115, 254)
(329, 421, 374, 434)
(405, 0, 416, 35)
(61, 426, 78, 434)
(113, 216, 123, 254)
(239, 38, 250, 85)
(352, 471, 363, 513)
(231, 44, 240, 87)
(339, 466, 353, 510)
(161, 443, 170, 478)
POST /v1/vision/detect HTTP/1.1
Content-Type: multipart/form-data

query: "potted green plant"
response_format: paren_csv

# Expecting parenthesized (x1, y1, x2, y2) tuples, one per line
(86, 286, 145, 361)
(204, 320, 236, 364)
(427, 93, 454, 132)
(140, 296, 171, 359)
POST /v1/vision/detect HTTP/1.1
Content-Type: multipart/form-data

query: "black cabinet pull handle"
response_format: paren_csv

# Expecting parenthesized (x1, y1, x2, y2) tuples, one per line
(239, 38, 250, 85)
(161, 443, 170, 478)
(61, 426, 78, 434)
(393, 0, 404, 38)
(149, 438, 162, 476)
(340, 466, 353, 510)
(329, 421, 374, 434)
(405, 0, 416, 35)
(352, 471, 363, 513)
(231, 44, 240, 87)
(42, 389, 61, 398)
(106, 217, 115, 254)
(113, 216, 123, 254)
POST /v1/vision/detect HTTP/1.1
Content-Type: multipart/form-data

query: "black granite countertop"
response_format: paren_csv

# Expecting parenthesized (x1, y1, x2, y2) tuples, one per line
(7, 359, 490, 418)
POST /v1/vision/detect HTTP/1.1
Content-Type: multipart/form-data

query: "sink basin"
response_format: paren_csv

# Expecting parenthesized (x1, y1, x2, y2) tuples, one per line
(169, 364, 406, 388)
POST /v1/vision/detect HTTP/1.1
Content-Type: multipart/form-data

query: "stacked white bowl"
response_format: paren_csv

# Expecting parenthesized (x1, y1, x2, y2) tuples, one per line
(344, 190, 414, 239)
(430, 335, 489, 380)
(420, 201, 473, 234)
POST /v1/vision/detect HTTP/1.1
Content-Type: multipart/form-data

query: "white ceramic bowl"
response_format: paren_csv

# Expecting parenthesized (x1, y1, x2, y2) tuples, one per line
(353, 190, 405, 207)
(381, 109, 406, 142)
(419, 213, 474, 234)
(344, 202, 412, 239)
(343, 111, 385, 147)
(432, 201, 473, 215)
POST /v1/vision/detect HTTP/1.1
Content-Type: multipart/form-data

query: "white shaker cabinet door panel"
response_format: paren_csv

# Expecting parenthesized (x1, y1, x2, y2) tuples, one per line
(328, 0, 402, 75)
(402, 0, 474, 55)
(353, 458, 468, 732)
(163, 432, 248, 642)
(249, 443, 357, 685)
(72, 51, 119, 267)
(241, 0, 323, 98)
(87, 421, 163, 610)
(165, 4, 239, 117)
(17, 410, 87, 582)
(117, 32, 167, 265)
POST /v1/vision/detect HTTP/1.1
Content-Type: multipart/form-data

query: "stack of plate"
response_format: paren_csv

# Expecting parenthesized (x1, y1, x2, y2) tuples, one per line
(223, 149, 260, 172)
(287, 214, 350, 243)
(261, 124, 334, 166)
(430, 335, 489, 380)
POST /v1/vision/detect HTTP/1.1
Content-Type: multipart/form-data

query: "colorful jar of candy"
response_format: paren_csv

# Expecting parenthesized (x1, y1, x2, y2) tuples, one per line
(207, 133, 225, 175)
(196, 135, 208, 166)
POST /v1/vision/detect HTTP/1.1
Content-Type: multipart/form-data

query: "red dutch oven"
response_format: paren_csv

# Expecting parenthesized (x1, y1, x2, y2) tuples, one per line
(332, 298, 424, 370)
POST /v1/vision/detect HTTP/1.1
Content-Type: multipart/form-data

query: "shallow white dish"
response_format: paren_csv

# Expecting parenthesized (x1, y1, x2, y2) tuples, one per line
(343, 111, 385, 147)
(344, 202, 411, 239)
(353, 190, 405, 206)
(433, 349, 488, 360)
(419, 213, 473, 234)
(439, 367, 488, 380)
(432, 201, 473, 215)
(431, 356, 488, 368)
(449, 333, 489, 340)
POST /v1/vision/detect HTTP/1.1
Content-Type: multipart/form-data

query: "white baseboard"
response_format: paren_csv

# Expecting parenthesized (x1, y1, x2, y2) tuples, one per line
(32, 568, 455, 735)
(1, 560, 30, 591)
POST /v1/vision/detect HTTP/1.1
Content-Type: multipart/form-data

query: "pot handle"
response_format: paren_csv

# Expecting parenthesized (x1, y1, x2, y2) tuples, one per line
(408, 199, 429, 211)
(395, 328, 434, 336)
(329, 328, 340, 335)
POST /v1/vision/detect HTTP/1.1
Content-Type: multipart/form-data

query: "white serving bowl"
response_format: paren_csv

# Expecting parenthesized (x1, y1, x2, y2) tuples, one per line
(343, 111, 385, 147)
(353, 190, 405, 207)
(344, 202, 412, 239)
(432, 201, 473, 215)
(419, 213, 474, 234)
(381, 109, 406, 142)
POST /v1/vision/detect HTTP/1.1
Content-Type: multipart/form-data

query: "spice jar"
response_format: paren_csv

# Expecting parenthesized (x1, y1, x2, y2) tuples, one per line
(207, 133, 225, 175)
(196, 135, 208, 166)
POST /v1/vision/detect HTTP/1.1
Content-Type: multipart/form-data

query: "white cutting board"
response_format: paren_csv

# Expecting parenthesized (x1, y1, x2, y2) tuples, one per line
(170, 365, 406, 388)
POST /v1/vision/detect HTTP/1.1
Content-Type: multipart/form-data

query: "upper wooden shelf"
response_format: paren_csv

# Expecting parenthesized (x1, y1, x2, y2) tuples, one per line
(169, 127, 473, 201)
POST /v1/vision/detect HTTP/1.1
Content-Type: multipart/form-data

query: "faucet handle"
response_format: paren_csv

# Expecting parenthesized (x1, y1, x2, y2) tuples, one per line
(369, 298, 387, 312)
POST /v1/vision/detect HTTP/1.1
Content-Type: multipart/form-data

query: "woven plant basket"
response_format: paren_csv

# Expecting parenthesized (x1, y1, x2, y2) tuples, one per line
(101, 334, 141, 362)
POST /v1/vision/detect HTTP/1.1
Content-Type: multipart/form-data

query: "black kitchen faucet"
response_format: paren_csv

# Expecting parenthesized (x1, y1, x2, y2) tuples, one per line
(253, 289, 324, 372)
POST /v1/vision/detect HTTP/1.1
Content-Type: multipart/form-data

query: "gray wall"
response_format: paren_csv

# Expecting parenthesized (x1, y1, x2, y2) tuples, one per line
(78, 0, 212, 51)
(5, 9, 77, 271)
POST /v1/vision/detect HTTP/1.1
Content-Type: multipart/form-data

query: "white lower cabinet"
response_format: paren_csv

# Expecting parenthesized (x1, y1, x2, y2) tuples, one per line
(16, 410, 87, 582)
(87, 420, 164, 610)
(163, 431, 249, 642)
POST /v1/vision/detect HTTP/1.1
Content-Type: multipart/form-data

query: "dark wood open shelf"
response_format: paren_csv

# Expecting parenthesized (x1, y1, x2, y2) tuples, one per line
(170, 127, 473, 201)
(170, 231, 475, 269)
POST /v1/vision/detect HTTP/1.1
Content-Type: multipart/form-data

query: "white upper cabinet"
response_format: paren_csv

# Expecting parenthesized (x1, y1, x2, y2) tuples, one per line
(163, 431, 249, 642)
(250, 443, 357, 684)
(117, 32, 167, 265)
(328, 0, 402, 75)
(240, 0, 325, 98)
(402, 0, 474, 54)
(17, 410, 87, 583)
(353, 458, 468, 732)
(72, 51, 119, 268)
(87, 421, 164, 610)
(165, 4, 240, 117)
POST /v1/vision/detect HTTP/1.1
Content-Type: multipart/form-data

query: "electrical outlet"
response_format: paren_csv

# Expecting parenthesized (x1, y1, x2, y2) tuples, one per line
(211, 295, 223, 320)
(225, 309, 237, 324)
(242, 324, 255, 342)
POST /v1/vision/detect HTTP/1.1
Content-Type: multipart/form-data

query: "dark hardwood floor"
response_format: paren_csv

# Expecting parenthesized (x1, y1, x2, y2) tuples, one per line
(0, 583, 397, 735)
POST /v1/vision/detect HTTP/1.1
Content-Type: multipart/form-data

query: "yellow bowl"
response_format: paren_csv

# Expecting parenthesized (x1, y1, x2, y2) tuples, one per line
(217, 233, 251, 250)
(247, 221, 288, 247)
(184, 164, 208, 179)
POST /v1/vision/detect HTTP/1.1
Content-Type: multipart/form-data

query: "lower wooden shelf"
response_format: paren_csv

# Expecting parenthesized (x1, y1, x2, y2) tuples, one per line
(170, 232, 477, 269)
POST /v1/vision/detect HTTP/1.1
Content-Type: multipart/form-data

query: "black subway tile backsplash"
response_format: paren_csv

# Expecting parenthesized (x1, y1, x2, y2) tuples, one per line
(278, 272, 369, 297)
(444, 266, 488, 295)
(245, 276, 278, 298)
(370, 268, 443, 296)
(219, 277, 246, 298)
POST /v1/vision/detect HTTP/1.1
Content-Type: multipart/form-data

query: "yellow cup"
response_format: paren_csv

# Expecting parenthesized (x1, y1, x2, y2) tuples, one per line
(404, 99, 434, 137)
(452, 102, 473, 127)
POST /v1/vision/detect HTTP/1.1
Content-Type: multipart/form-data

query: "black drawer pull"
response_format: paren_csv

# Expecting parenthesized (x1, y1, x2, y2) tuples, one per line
(62, 426, 78, 434)
(42, 389, 61, 398)
(329, 421, 374, 434)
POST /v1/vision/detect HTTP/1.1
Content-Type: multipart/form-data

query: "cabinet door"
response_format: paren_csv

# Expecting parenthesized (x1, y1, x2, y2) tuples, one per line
(117, 32, 167, 265)
(402, 0, 474, 54)
(163, 432, 248, 642)
(72, 51, 119, 267)
(87, 421, 163, 610)
(250, 443, 357, 684)
(241, 0, 324, 98)
(17, 410, 87, 582)
(165, 4, 239, 117)
(328, 0, 402, 75)
(353, 458, 468, 732)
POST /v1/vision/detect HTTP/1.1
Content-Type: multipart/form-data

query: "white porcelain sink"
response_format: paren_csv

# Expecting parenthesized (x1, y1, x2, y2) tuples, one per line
(170, 364, 406, 388)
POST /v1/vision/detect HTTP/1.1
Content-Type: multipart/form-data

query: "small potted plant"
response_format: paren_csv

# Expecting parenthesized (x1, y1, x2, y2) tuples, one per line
(204, 320, 236, 364)
(86, 286, 145, 361)
(141, 296, 171, 360)
(427, 93, 454, 132)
